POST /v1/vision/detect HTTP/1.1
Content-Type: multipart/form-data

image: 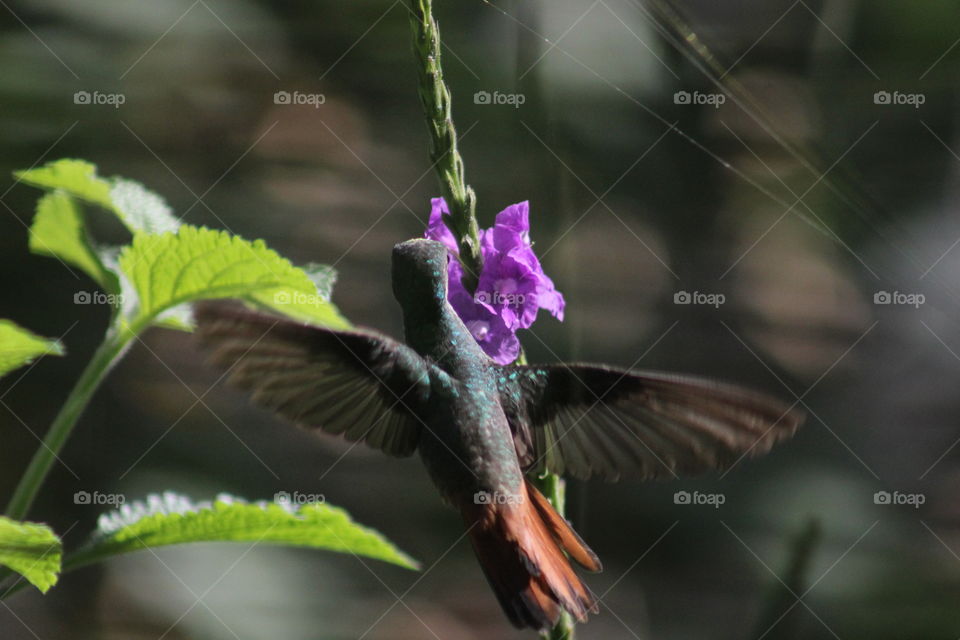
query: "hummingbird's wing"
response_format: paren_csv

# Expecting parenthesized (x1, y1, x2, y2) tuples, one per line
(194, 302, 440, 457)
(498, 365, 802, 481)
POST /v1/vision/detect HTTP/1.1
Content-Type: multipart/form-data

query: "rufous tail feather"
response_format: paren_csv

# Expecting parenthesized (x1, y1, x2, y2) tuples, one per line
(461, 478, 600, 631)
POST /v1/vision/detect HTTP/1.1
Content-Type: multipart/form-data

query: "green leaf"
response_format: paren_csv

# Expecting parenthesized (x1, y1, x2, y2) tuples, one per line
(108, 178, 179, 235)
(29, 192, 116, 291)
(118, 226, 350, 331)
(0, 516, 62, 593)
(0, 320, 64, 377)
(15, 159, 113, 209)
(68, 493, 418, 571)
(153, 304, 195, 332)
(16, 159, 180, 235)
(17, 160, 348, 333)
(302, 262, 338, 301)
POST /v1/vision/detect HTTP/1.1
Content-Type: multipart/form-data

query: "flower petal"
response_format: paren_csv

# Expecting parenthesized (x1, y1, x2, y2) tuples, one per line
(494, 201, 530, 236)
(423, 197, 563, 364)
(483, 328, 521, 365)
(536, 281, 565, 321)
(425, 198, 459, 254)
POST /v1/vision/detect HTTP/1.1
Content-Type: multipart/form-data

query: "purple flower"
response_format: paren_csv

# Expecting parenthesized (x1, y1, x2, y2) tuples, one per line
(447, 283, 521, 365)
(423, 198, 565, 364)
(425, 198, 459, 254)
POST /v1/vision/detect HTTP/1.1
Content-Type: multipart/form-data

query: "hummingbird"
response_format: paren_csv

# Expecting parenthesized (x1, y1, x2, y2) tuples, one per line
(194, 238, 802, 632)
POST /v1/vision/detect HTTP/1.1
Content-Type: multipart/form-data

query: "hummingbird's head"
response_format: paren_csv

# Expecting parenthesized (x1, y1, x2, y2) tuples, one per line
(391, 239, 451, 310)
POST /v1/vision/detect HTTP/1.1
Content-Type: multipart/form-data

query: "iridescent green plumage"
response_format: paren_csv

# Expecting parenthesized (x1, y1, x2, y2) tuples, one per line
(195, 238, 802, 631)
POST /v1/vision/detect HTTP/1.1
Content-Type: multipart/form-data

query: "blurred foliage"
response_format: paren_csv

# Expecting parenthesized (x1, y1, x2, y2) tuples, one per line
(0, 319, 63, 377)
(0, 516, 61, 593)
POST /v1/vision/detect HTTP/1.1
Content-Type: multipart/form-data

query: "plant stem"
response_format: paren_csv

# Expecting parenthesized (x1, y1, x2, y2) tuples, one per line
(532, 473, 575, 639)
(406, 4, 574, 636)
(4, 323, 132, 520)
(751, 518, 821, 639)
(406, 0, 483, 291)
(516, 352, 575, 639)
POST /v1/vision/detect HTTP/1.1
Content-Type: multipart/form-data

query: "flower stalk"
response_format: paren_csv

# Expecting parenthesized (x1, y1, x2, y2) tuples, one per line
(407, 4, 575, 637)
(5, 322, 133, 520)
(532, 472, 574, 639)
(407, 0, 483, 291)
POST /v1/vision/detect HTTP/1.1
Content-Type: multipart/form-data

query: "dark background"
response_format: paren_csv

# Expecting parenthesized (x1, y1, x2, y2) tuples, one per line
(2, 0, 959, 638)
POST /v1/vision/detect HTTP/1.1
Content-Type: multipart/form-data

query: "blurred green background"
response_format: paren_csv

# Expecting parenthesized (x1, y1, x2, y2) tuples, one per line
(2, 0, 960, 638)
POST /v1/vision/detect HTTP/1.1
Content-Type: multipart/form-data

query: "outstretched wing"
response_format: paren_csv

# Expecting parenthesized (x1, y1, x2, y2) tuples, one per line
(194, 302, 440, 457)
(499, 364, 802, 481)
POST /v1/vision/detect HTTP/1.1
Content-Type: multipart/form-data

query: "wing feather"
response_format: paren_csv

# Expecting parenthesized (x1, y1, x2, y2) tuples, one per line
(195, 302, 442, 458)
(499, 364, 802, 481)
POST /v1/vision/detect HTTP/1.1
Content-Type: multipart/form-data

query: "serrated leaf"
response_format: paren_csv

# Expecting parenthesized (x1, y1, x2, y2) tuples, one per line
(0, 516, 62, 593)
(153, 304, 195, 331)
(302, 262, 338, 301)
(17, 159, 180, 235)
(15, 159, 113, 209)
(29, 192, 117, 291)
(0, 320, 64, 377)
(18, 160, 347, 333)
(68, 493, 417, 571)
(109, 179, 179, 234)
(118, 226, 350, 331)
